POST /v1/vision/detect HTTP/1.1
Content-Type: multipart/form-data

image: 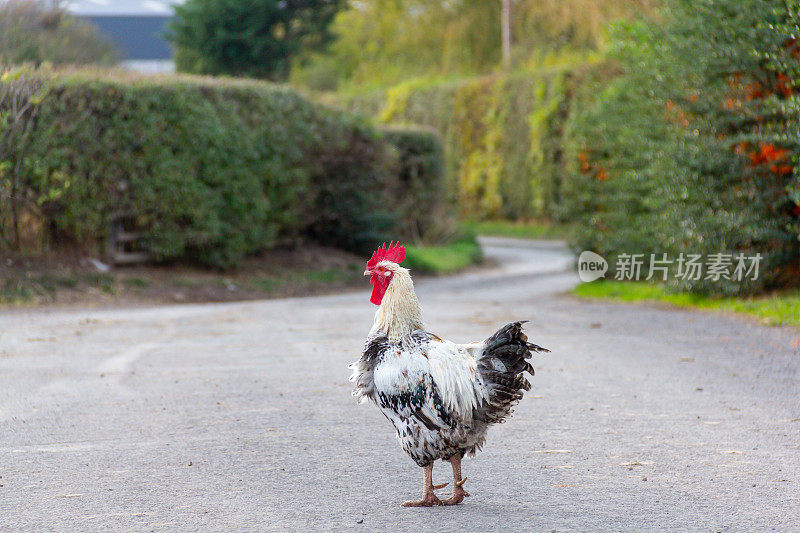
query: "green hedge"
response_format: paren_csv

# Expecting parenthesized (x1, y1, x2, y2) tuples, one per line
(379, 125, 448, 241)
(1, 69, 448, 267)
(337, 65, 588, 220)
(561, 1, 800, 295)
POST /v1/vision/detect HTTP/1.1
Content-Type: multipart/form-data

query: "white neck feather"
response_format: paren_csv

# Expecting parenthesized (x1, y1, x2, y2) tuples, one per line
(372, 268, 423, 342)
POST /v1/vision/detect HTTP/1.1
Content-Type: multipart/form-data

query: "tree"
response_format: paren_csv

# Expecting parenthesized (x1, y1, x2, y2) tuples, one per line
(0, 66, 51, 250)
(564, 0, 800, 294)
(290, 0, 658, 89)
(0, 0, 118, 67)
(168, 0, 343, 81)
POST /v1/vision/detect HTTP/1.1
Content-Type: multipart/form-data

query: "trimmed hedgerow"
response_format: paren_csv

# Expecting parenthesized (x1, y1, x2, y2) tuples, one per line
(337, 62, 600, 221)
(379, 125, 449, 241)
(2, 70, 449, 266)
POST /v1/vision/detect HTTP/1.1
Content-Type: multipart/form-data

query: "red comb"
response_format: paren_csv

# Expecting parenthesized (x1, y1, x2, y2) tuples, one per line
(367, 241, 406, 269)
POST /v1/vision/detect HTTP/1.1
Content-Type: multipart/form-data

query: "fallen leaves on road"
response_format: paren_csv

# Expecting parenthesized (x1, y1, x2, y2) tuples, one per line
(719, 450, 745, 454)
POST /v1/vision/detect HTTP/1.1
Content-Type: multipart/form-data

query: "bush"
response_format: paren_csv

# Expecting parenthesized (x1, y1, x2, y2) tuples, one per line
(1, 69, 439, 267)
(562, 1, 800, 294)
(0, 65, 51, 251)
(379, 125, 450, 242)
(560, 61, 667, 260)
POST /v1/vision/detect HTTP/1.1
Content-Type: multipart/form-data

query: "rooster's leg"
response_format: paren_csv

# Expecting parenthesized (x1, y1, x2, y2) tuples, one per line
(441, 455, 470, 505)
(401, 463, 445, 507)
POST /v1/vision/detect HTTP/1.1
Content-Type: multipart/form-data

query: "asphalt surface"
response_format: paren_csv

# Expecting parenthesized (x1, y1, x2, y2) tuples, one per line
(1, 237, 798, 532)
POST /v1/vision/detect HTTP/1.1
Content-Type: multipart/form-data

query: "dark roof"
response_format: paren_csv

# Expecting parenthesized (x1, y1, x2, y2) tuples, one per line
(84, 16, 174, 61)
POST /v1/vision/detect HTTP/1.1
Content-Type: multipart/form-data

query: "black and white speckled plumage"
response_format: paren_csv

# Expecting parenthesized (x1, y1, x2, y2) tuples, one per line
(350, 322, 546, 467)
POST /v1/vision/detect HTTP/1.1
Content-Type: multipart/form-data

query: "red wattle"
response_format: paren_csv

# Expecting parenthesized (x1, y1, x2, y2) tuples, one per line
(370, 284, 383, 305)
(369, 275, 388, 305)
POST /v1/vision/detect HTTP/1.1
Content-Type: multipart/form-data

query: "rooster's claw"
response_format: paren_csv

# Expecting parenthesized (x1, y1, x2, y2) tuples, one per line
(402, 493, 443, 507)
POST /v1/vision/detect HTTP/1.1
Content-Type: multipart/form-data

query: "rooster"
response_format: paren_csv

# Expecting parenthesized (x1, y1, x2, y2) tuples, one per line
(349, 241, 548, 506)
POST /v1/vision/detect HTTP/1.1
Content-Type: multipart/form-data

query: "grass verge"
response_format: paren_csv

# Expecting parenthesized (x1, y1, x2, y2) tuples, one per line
(462, 219, 569, 240)
(404, 236, 483, 274)
(573, 280, 800, 326)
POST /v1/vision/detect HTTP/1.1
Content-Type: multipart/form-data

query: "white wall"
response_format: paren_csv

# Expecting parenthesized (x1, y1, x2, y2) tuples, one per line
(121, 60, 176, 73)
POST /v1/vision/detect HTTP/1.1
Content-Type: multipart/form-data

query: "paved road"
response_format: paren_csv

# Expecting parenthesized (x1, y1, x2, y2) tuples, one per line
(1, 238, 798, 532)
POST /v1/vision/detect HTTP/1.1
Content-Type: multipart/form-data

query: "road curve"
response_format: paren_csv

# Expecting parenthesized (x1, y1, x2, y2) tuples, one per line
(0, 238, 797, 531)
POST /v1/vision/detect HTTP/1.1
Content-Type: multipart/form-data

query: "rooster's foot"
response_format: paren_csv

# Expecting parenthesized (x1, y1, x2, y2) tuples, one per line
(441, 479, 470, 506)
(401, 492, 443, 507)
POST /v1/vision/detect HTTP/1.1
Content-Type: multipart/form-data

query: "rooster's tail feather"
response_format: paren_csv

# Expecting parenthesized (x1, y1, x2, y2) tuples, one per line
(474, 321, 547, 424)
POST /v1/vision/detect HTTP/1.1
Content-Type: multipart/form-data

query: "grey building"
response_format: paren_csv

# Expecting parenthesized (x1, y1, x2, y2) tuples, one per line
(67, 0, 185, 72)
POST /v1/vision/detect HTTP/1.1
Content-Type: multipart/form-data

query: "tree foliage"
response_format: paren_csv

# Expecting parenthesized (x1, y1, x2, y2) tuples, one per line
(563, 0, 800, 294)
(292, 0, 658, 90)
(169, 0, 343, 81)
(0, 66, 51, 250)
(0, 0, 118, 67)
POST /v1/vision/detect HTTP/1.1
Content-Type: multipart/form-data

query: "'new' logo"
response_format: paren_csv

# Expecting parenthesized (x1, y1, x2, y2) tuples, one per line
(578, 251, 608, 282)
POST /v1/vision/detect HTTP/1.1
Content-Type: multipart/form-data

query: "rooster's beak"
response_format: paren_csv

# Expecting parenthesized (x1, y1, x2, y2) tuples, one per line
(363, 269, 371, 276)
